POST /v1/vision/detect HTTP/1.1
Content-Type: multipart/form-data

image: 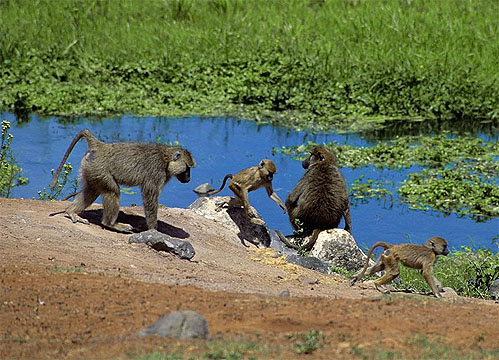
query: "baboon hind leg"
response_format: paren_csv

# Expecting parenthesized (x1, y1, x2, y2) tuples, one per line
(373, 254, 399, 294)
(343, 207, 352, 234)
(302, 228, 322, 251)
(101, 180, 134, 233)
(65, 186, 99, 225)
(229, 183, 265, 226)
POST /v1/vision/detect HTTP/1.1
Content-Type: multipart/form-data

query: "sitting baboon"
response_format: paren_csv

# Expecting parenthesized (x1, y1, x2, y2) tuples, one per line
(285, 146, 351, 250)
(194, 159, 286, 225)
(50, 129, 196, 233)
(350, 236, 450, 298)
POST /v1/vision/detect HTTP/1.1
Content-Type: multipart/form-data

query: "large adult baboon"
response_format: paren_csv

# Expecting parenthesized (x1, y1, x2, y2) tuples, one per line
(285, 146, 351, 250)
(50, 129, 196, 233)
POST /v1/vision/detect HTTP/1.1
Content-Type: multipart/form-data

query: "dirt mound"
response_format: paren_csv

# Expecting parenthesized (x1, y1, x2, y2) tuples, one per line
(1, 198, 498, 359)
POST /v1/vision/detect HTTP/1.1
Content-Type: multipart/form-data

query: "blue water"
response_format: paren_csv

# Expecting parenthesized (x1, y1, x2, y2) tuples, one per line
(4, 112, 498, 251)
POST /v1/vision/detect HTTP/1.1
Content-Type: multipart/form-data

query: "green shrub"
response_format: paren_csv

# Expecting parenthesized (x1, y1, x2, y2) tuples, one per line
(0, 120, 28, 197)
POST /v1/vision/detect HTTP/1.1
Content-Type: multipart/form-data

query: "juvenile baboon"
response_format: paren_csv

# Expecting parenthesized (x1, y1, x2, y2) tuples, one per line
(196, 159, 286, 225)
(50, 129, 196, 233)
(285, 146, 351, 250)
(350, 236, 450, 298)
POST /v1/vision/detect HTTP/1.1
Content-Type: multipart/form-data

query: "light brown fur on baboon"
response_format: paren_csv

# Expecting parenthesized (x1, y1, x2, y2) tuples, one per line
(200, 159, 286, 225)
(285, 146, 351, 250)
(350, 236, 450, 298)
(50, 129, 195, 233)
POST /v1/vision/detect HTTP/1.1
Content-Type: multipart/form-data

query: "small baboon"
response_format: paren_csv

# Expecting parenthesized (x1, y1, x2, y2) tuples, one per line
(350, 236, 450, 298)
(50, 129, 196, 233)
(196, 159, 286, 225)
(285, 146, 351, 250)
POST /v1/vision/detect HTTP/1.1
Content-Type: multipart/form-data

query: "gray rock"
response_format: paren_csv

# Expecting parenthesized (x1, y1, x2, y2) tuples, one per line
(489, 279, 499, 300)
(310, 229, 370, 272)
(193, 183, 215, 197)
(279, 289, 290, 297)
(189, 196, 272, 247)
(129, 229, 195, 260)
(138, 311, 209, 339)
(267, 229, 298, 256)
(286, 254, 331, 274)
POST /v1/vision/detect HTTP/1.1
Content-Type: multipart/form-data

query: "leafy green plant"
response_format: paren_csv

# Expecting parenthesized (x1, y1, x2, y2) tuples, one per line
(286, 329, 324, 355)
(37, 163, 77, 201)
(0, 120, 28, 197)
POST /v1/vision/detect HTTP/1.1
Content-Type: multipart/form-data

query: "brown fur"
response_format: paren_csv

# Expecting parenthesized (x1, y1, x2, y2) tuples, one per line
(206, 159, 286, 225)
(50, 129, 196, 233)
(350, 236, 450, 298)
(285, 146, 351, 250)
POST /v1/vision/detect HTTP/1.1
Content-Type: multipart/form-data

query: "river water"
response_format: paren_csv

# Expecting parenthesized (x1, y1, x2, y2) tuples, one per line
(4, 112, 498, 251)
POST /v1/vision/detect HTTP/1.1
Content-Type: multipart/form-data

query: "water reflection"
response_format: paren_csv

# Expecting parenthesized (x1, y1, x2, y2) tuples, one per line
(360, 118, 499, 141)
(4, 112, 498, 251)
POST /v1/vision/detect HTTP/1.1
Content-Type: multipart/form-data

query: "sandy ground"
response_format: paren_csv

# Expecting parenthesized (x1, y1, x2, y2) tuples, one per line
(1, 198, 498, 359)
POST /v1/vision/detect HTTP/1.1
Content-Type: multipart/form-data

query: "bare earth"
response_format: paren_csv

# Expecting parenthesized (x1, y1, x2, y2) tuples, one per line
(1, 198, 498, 359)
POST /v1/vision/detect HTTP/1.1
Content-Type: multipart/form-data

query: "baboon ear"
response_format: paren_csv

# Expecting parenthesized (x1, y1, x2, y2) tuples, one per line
(259, 160, 265, 168)
(173, 150, 182, 161)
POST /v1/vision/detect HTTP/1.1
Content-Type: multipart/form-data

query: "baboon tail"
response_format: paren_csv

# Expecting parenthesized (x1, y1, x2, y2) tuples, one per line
(50, 129, 100, 189)
(350, 241, 392, 285)
(207, 174, 233, 196)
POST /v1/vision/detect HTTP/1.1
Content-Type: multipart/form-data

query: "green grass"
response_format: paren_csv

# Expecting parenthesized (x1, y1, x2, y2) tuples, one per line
(0, 0, 497, 129)
(133, 339, 266, 360)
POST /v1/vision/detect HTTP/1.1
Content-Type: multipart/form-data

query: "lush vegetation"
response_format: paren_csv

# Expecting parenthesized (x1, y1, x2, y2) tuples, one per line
(276, 132, 499, 221)
(1, 0, 498, 130)
(0, 120, 27, 196)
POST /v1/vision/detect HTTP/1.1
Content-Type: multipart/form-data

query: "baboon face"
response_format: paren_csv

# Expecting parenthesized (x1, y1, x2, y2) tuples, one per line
(258, 159, 277, 182)
(302, 146, 334, 169)
(426, 236, 449, 256)
(169, 149, 196, 183)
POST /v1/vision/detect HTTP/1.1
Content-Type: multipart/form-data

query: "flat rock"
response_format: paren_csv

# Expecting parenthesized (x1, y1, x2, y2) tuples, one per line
(138, 310, 209, 339)
(129, 229, 195, 260)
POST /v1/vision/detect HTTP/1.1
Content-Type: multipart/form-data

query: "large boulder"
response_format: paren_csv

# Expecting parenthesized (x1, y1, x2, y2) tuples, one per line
(309, 229, 370, 272)
(138, 311, 209, 339)
(189, 196, 273, 247)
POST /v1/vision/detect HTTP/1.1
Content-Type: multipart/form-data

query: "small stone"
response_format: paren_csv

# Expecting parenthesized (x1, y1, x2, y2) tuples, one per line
(279, 289, 290, 297)
(138, 311, 209, 339)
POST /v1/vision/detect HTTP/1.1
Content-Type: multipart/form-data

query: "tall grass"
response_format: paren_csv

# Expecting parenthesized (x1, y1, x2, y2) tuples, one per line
(0, 0, 497, 126)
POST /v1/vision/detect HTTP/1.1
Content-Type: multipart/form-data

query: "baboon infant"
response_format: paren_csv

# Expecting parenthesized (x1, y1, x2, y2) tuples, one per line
(50, 129, 196, 233)
(350, 236, 450, 298)
(285, 146, 351, 250)
(195, 159, 286, 225)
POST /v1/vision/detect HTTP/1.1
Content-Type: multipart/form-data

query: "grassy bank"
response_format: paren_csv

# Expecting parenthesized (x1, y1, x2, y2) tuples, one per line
(1, 0, 498, 130)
